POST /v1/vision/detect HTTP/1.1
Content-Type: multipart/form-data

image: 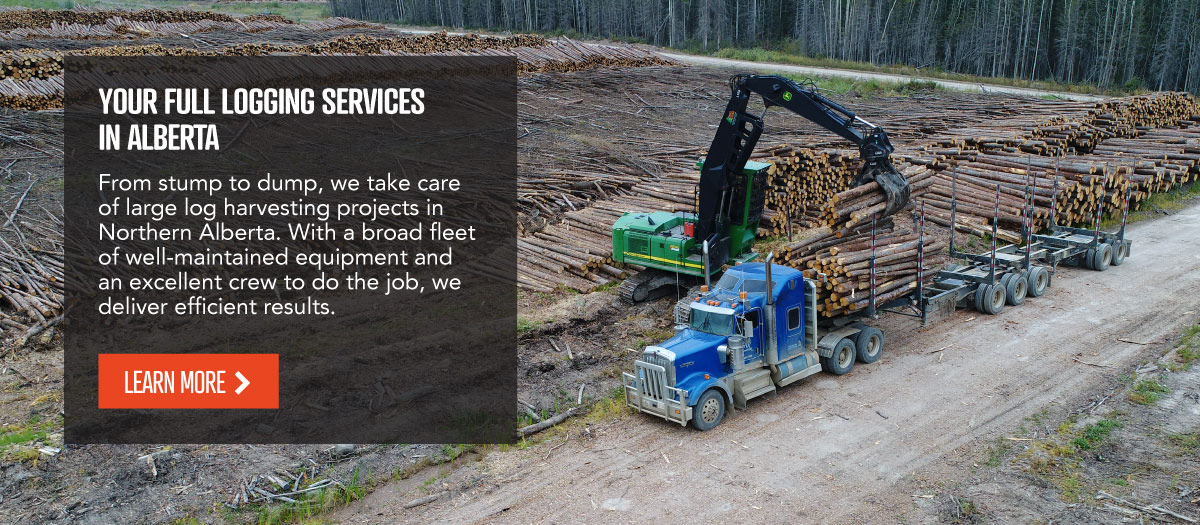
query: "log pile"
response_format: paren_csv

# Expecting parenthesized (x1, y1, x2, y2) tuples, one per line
(0, 50, 61, 82)
(517, 170, 698, 292)
(819, 165, 936, 232)
(913, 92, 1200, 230)
(0, 8, 292, 30)
(752, 145, 859, 234)
(777, 221, 945, 318)
(0, 16, 374, 41)
(0, 33, 674, 110)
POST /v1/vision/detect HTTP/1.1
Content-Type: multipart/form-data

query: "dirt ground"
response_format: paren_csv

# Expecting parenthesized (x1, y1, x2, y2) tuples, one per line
(331, 200, 1200, 524)
(0, 57, 1196, 523)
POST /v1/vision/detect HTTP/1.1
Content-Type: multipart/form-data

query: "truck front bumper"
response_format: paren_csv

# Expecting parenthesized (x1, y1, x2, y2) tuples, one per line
(623, 360, 690, 426)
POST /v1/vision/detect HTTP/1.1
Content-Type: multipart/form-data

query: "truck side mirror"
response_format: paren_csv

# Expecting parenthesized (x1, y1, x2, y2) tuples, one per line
(744, 320, 753, 337)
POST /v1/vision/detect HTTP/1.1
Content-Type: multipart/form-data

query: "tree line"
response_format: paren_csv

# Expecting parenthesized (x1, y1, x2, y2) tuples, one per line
(327, 0, 1200, 93)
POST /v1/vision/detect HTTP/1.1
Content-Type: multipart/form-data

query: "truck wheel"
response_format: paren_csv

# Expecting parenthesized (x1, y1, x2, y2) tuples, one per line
(821, 338, 856, 375)
(691, 389, 725, 431)
(981, 283, 1006, 315)
(974, 283, 986, 312)
(1081, 249, 1096, 270)
(1111, 242, 1128, 266)
(855, 327, 884, 364)
(1005, 271, 1028, 306)
(1027, 266, 1050, 297)
(1091, 243, 1112, 271)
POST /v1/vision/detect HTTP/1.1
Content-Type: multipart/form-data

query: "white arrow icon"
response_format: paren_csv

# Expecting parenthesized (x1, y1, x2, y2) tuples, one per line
(235, 371, 250, 395)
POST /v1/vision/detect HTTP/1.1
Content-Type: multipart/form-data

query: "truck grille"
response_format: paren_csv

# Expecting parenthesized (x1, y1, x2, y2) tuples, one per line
(634, 361, 670, 401)
(642, 353, 675, 385)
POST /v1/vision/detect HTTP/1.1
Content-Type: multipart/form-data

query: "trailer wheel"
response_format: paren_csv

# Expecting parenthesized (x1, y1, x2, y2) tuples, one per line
(1005, 271, 1028, 306)
(974, 284, 986, 312)
(690, 389, 725, 431)
(1111, 242, 1128, 266)
(821, 338, 856, 376)
(855, 327, 884, 364)
(1027, 267, 1050, 297)
(981, 283, 1006, 315)
(1091, 243, 1112, 271)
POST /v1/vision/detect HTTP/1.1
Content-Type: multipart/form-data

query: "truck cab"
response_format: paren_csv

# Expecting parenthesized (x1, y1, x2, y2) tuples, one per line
(623, 259, 886, 430)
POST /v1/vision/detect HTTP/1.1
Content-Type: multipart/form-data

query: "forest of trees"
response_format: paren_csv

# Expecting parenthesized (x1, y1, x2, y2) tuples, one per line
(327, 0, 1200, 94)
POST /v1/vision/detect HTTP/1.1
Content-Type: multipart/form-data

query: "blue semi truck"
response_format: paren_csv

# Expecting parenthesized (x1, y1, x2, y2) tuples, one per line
(623, 255, 883, 430)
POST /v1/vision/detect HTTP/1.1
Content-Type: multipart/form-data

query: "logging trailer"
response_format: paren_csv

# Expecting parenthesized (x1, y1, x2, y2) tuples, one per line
(622, 88, 1137, 430)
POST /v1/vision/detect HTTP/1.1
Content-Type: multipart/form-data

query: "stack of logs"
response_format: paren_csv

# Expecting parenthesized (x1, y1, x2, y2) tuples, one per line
(0, 50, 60, 82)
(0, 8, 292, 30)
(778, 220, 945, 318)
(820, 165, 936, 232)
(753, 145, 859, 234)
(920, 122, 1198, 233)
(0, 33, 674, 110)
(0, 16, 375, 41)
(516, 169, 700, 292)
(921, 92, 1200, 158)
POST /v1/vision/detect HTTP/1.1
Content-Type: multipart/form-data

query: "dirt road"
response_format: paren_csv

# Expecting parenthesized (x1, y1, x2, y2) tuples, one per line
(658, 53, 1108, 102)
(335, 203, 1200, 524)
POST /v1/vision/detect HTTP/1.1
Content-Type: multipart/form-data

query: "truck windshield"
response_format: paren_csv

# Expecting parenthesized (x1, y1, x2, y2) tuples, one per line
(715, 273, 740, 290)
(690, 308, 735, 335)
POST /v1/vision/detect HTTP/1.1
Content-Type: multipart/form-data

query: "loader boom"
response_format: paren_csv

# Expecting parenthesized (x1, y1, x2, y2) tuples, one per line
(611, 74, 911, 303)
(695, 74, 911, 253)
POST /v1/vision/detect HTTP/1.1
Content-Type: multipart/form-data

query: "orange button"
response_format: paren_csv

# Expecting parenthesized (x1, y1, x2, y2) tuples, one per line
(98, 354, 278, 409)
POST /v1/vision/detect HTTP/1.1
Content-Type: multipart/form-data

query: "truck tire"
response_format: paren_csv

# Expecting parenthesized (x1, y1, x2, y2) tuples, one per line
(1111, 242, 1128, 266)
(821, 338, 856, 376)
(855, 327, 884, 364)
(974, 283, 986, 312)
(997, 272, 1013, 291)
(1091, 243, 1112, 271)
(1005, 271, 1028, 306)
(691, 389, 725, 431)
(1081, 249, 1096, 270)
(981, 283, 1006, 315)
(1027, 266, 1050, 297)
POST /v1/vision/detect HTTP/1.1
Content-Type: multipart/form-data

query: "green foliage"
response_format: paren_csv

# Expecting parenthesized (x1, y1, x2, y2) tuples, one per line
(254, 469, 366, 525)
(1, 414, 59, 463)
(773, 73, 940, 99)
(958, 498, 979, 516)
(1103, 181, 1200, 228)
(1167, 433, 1200, 452)
(982, 438, 1013, 468)
(517, 317, 539, 334)
(1169, 324, 1200, 371)
(1072, 418, 1122, 450)
(1129, 379, 1168, 405)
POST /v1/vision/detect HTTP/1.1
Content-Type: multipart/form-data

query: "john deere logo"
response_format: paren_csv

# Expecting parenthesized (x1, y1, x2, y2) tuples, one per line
(782, 91, 793, 101)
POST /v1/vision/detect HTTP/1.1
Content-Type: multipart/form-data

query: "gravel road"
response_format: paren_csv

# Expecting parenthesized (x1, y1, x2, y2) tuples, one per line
(335, 202, 1200, 524)
(659, 53, 1109, 102)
